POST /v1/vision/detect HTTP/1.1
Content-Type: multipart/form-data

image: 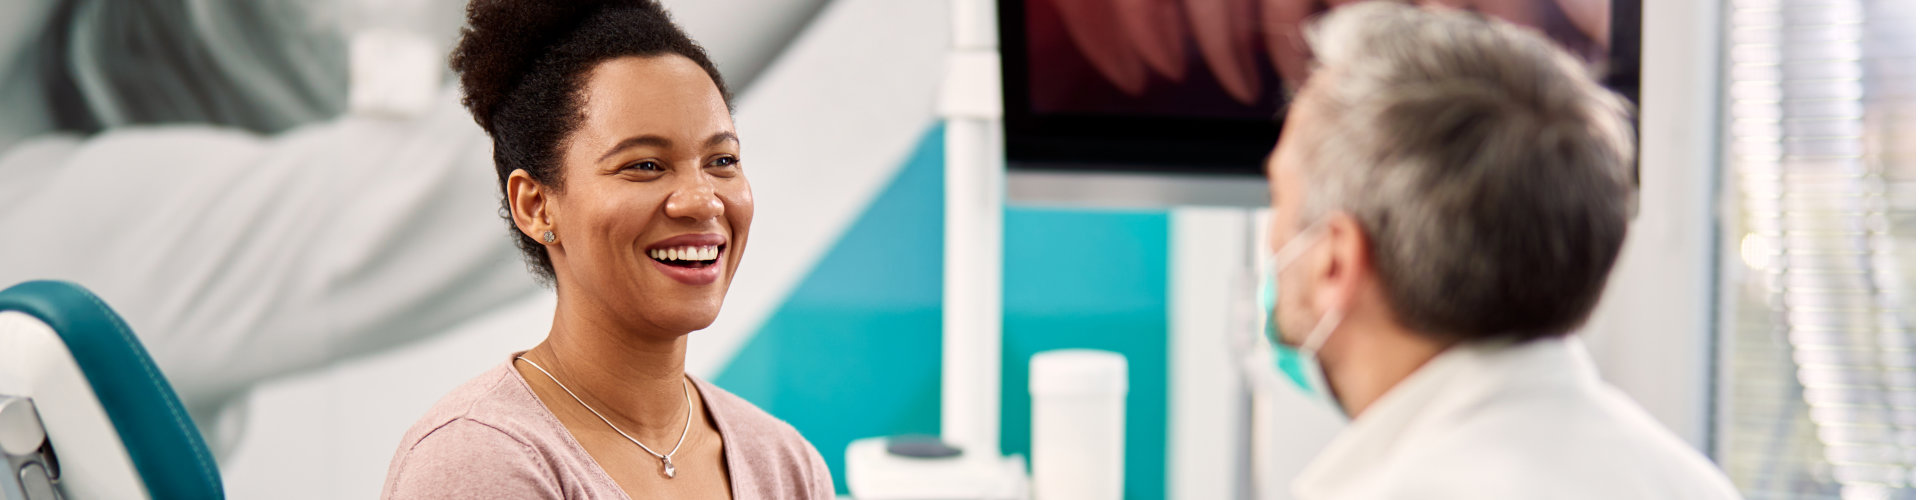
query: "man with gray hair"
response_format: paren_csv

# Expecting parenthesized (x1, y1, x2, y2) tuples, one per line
(1254, 3, 1741, 498)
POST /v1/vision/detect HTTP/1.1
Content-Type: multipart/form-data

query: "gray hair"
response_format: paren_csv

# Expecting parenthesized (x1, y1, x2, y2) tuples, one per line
(1294, 2, 1636, 342)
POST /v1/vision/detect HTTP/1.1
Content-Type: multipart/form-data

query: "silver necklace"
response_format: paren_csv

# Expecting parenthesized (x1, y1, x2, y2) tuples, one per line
(516, 356, 692, 478)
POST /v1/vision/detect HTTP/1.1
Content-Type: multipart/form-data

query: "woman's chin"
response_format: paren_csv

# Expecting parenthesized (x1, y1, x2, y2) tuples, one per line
(641, 307, 723, 335)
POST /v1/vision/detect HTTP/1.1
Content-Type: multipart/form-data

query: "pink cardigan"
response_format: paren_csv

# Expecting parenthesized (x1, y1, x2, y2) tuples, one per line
(382, 356, 834, 499)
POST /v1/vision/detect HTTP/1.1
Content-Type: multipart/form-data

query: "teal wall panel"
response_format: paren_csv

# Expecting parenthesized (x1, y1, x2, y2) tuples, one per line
(1001, 209, 1170, 500)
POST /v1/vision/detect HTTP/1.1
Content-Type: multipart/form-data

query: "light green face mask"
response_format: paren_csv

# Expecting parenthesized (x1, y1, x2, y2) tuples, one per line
(1257, 221, 1345, 413)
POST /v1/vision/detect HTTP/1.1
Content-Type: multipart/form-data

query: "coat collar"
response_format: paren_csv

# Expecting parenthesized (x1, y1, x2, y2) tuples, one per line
(1291, 335, 1600, 498)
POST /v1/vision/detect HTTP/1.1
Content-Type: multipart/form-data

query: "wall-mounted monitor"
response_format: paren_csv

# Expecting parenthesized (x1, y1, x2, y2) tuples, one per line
(999, 0, 1640, 207)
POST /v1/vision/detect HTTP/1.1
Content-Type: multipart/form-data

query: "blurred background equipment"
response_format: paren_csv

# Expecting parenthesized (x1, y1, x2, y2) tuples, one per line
(36, 0, 349, 136)
(844, 435, 1031, 500)
(1029, 349, 1129, 500)
(0, 281, 224, 500)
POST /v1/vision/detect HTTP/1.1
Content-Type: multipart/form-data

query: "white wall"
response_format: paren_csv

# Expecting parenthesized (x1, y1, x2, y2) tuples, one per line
(1168, 208, 1254, 500)
(1581, 0, 1724, 451)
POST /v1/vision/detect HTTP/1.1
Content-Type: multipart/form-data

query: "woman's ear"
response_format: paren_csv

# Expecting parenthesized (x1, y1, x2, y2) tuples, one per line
(506, 169, 554, 244)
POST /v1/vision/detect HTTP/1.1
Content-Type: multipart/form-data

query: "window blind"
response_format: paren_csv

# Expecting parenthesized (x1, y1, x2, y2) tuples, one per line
(1720, 0, 1917, 498)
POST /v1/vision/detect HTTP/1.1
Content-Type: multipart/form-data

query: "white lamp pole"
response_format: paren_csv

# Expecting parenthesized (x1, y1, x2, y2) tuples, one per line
(940, 0, 1006, 463)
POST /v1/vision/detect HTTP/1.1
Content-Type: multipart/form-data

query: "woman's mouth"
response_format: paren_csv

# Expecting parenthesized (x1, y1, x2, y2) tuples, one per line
(647, 244, 723, 269)
(644, 234, 728, 286)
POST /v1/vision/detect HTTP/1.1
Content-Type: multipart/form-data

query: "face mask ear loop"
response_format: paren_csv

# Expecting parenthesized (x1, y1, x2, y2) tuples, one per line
(1271, 219, 1329, 273)
(1300, 307, 1345, 355)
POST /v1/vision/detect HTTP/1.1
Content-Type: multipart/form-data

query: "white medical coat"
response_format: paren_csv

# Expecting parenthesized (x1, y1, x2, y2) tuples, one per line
(1292, 336, 1743, 500)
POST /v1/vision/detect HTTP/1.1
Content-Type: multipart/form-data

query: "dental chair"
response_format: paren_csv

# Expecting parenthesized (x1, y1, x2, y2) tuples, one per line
(0, 281, 224, 499)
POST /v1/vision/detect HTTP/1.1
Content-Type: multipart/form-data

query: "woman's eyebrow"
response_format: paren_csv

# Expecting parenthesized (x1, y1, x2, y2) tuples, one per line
(597, 132, 738, 162)
(598, 134, 673, 162)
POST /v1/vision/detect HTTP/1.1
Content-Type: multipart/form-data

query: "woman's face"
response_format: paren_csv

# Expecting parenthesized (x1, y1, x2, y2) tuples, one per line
(544, 54, 751, 335)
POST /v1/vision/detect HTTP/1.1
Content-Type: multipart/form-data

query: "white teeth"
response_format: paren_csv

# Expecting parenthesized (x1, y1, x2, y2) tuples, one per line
(652, 245, 721, 261)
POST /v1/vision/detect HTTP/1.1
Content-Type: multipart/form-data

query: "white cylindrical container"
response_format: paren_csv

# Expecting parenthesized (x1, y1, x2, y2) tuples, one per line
(1029, 349, 1128, 500)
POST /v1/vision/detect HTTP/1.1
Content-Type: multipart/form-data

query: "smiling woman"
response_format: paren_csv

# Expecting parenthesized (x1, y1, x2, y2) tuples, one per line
(380, 1, 833, 499)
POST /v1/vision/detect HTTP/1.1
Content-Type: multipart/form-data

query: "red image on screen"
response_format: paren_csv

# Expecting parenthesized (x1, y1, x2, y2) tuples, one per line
(1025, 0, 1613, 120)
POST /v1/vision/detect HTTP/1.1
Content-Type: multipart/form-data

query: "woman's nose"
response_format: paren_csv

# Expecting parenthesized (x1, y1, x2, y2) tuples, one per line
(663, 177, 724, 221)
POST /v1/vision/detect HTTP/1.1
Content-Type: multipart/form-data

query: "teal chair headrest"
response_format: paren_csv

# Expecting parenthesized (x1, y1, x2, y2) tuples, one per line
(0, 281, 224, 500)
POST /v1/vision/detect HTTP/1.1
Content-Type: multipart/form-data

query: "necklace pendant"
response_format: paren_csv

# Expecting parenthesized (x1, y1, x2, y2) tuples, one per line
(661, 456, 676, 478)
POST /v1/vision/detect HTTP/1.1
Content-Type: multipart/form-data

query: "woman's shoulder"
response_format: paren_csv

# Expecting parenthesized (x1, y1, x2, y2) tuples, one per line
(395, 359, 555, 446)
(382, 417, 562, 499)
(382, 359, 592, 499)
(693, 378, 837, 499)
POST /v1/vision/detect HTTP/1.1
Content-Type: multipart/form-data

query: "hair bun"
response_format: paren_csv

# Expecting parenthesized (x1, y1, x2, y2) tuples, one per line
(450, 0, 628, 132)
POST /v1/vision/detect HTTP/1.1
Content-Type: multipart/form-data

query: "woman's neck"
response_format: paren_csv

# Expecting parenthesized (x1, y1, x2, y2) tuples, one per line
(525, 289, 694, 444)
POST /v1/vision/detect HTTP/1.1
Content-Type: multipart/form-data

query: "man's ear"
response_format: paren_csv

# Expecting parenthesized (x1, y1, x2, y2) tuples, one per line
(506, 169, 554, 243)
(1313, 211, 1372, 314)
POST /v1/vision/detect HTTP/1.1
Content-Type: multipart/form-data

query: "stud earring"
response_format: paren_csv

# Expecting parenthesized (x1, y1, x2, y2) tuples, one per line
(542, 230, 556, 243)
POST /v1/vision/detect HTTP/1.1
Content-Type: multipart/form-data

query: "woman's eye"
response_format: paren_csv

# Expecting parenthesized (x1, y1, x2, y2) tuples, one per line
(626, 160, 663, 172)
(709, 156, 739, 168)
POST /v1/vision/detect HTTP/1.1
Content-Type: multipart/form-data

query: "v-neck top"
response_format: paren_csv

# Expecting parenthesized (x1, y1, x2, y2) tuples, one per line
(382, 354, 835, 499)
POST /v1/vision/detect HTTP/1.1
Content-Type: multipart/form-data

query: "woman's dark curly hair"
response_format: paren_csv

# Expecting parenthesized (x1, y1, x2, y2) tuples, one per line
(451, 0, 732, 285)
